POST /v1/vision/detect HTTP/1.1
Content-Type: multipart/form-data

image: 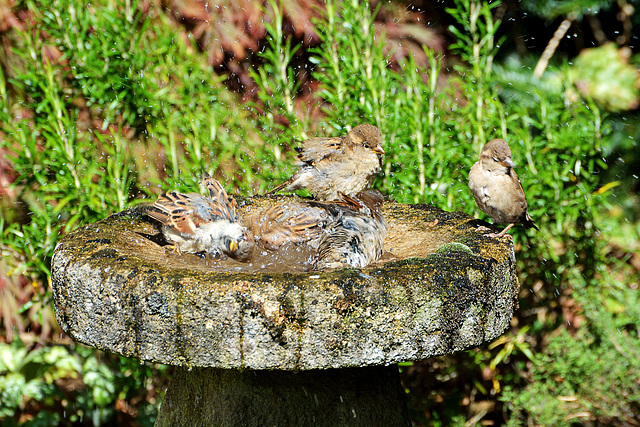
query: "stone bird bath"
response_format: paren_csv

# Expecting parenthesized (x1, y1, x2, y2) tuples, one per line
(51, 196, 518, 426)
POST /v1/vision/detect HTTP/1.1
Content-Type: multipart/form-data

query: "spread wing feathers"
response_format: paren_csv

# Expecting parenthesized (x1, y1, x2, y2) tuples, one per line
(265, 135, 350, 196)
(264, 204, 321, 228)
(251, 204, 325, 249)
(307, 194, 361, 216)
(145, 191, 229, 234)
(201, 175, 237, 221)
(296, 136, 346, 165)
(307, 190, 384, 221)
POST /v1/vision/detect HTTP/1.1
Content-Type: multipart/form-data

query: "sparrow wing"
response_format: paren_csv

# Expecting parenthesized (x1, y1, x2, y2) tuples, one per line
(245, 203, 326, 250)
(352, 190, 385, 223)
(315, 227, 356, 266)
(306, 193, 360, 216)
(296, 136, 346, 165)
(146, 191, 233, 234)
(145, 191, 199, 234)
(201, 176, 237, 221)
(508, 168, 526, 194)
(307, 190, 384, 219)
(508, 168, 538, 230)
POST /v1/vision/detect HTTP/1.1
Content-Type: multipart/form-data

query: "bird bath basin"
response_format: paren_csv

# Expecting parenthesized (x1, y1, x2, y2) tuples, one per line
(51, 196, 518, 426)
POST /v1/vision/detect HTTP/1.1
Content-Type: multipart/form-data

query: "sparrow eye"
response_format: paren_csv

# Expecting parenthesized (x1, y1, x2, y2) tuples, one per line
(492, 157, 499, 163)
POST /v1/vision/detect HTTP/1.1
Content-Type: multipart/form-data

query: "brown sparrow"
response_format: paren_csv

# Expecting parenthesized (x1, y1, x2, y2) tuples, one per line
(267, 124, 385, 200)
(468, 139, 538, 237)
(309, 190, 387, 270)
(143, 176, 255, 261)
(243, 201, 329, 251)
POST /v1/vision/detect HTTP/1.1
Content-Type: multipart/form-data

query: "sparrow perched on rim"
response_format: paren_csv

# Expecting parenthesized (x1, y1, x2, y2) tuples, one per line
(468, 139, 538, 238)
(309, 190, 387, 270)
(143, 175, 255, 261)
(267, 124, 385, 200)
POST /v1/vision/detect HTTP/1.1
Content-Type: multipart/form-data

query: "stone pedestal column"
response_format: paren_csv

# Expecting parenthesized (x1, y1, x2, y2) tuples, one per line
(156, 366, 409, 426)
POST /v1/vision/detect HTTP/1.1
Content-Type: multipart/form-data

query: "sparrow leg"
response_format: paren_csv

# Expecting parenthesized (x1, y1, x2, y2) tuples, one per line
(166, 244, 183, 256)
(487, 223, 515, 238)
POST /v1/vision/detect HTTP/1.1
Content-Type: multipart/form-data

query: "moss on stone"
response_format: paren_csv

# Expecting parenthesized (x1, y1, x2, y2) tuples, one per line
(51, 197, 518, 370)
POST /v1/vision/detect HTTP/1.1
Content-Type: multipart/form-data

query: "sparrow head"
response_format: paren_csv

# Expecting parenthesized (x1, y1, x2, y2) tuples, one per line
(348, 124, 385, 156)
(221, 226, 255, 262)
(480, 139, 515, 170)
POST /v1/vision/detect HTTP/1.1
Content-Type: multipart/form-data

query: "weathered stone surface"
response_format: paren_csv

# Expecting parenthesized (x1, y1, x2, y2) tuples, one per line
(51, 196, 518, 371)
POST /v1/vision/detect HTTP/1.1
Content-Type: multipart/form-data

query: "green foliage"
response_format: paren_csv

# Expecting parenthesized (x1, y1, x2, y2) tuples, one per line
(487, 326, 535, 371)
(310, 0, 386, 125)
(507, 223, 639, 424)
(251, 0, 301, 128)
(3, 61, 108, 277)
(567, 43, 640, 112)
(0, 0, 638, 425)
(0, 339, 168, 425)
(21, 0, 155, 130)
(0, 340, 80, 419)
(503, 325, 640, 426)
(447, 0, 503, 79)
(520, 0, 613, 20)
(249, 0, 307, 189)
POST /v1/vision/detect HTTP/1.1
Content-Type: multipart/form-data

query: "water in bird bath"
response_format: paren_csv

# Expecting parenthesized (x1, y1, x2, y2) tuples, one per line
(137, 195, 456, 274)
(152, 239, 320, 274)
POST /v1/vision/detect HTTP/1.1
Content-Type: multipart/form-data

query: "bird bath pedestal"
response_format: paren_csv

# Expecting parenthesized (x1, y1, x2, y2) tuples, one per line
(51, 197, 518, 426)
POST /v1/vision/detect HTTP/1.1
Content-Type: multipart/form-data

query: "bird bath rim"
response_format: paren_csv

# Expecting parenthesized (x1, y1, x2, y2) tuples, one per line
(51, 197, 518, 371)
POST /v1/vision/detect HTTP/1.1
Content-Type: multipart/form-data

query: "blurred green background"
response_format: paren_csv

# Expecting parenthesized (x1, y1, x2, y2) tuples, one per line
(1, 0, 639, 425)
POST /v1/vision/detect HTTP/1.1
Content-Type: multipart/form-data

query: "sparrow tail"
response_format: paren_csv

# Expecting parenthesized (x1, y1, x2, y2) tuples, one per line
(522, 212, 538, 230)
(139, 203, 170, 224)
(265, 178, 292, 195)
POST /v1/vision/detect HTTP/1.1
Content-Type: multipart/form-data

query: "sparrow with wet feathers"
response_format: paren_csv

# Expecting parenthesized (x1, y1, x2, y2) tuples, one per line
(143, 175, 255, 261)
(243, 200, 329, 251)
(468, 139, 538, 238)
(309, 190, 387, 270)
(267, 124, 385, 200)
(243, 191, 387, 269)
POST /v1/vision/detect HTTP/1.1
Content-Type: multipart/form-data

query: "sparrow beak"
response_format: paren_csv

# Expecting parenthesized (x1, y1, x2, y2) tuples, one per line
(373, 144, 385, 155)
(502, 157, 515, 168)
(229, 239, 238, 254)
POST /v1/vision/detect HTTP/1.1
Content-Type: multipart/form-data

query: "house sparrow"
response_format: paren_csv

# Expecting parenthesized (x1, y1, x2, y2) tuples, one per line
(309, 190, 387, 270)
(267, 124, 385, 200)
(243, 200, 329, 251)
(468, 139, 538, 238)
(143, 176, 255, 261)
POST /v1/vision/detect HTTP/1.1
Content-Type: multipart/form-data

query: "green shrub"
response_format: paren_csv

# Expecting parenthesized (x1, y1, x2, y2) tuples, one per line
(503, 326, 640, 426)
(1, 0, 638, 425)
